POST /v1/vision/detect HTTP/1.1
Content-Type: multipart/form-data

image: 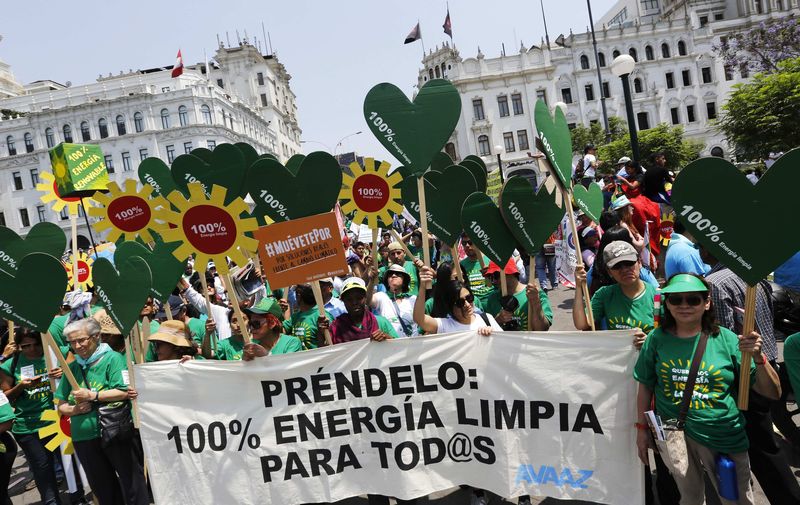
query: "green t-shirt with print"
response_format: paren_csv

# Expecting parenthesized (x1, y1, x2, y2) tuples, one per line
(1, 354, 52, 434)
(590, 282, 657, 332)
(216, 337, 245, 361)
(483, 288, 553, 330)
(271, 334, 304, 354)
(460, 258, 493, 305)
(379, 261, 421, 297)
(634, 326, 756, 453)
(0, 392, 15, 424)
(186, 315, 208, 346)
(282, 307, 333, 350)
(54, 351, 129, 442)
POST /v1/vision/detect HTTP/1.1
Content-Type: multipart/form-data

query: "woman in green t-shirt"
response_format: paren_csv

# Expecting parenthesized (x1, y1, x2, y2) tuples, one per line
(0, 328, 63, 505)
(634, 274, 781, 505)
(0, 389, 16, 505)
(148, 320, 199, 362)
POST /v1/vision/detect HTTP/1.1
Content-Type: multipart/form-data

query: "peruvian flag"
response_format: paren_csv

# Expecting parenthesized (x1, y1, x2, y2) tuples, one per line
(443, 9, 452, 38)
(171, 49, 184, 78)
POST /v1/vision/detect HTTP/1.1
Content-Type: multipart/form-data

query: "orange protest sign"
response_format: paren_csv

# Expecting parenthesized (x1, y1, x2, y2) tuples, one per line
(253, 212, 348, 287)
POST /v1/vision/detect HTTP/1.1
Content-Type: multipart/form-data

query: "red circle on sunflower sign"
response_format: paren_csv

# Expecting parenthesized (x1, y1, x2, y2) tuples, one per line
(52, 181, 80, 203)
(660, 220, 674, 239)
(182, 205, 236, 255)
(107, 195, 151, 232)
(60, 414, 72, 437)
(76, 260, 90, 283)
(351, 174, 390, 213)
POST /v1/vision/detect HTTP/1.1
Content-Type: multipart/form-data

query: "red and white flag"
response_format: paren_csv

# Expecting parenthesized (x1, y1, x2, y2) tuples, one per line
(171, 49, 184, 78)
(443, 9, 452, 38)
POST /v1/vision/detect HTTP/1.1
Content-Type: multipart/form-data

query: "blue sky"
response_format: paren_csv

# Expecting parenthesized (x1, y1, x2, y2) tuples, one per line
(2, 0, 616, 161)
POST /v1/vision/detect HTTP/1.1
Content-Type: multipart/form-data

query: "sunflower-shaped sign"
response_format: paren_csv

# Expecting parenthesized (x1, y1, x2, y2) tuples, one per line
(158, 183, 258, 274)
(38, 408, 74, 454)
(87, 179, 167, 243)
(338, 158, 403, 229)
(64, 251, 94, 291)
(660, 210, 675, 247)
(36, 172, 94, 216)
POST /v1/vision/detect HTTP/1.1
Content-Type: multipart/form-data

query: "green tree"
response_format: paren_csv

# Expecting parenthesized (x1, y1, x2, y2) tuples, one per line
(570, 116, 627, 154)
(598, 123, 704, 171)
(717, 57, 800, 160)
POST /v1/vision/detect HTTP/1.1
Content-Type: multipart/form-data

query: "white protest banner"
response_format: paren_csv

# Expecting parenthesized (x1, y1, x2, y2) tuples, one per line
(136, 331, 642, 505)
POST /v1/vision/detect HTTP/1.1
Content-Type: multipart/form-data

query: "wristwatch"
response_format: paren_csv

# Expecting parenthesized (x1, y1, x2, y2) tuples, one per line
(92, 391, 100, 403)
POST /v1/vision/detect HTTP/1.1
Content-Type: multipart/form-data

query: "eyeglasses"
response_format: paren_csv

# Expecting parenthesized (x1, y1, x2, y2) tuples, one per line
(666, 294, 706, 307)
(455, 293, 475, 308)
(67, 336, 93, 348)
(610, 260, 637, 270)
(462, 240, 473, 246)
(248, 319, 264, 330)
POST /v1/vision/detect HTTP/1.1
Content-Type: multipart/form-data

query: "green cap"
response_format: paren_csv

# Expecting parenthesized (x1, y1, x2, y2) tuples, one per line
(661, 274, 709, 294)
(244, 297, 283, 319)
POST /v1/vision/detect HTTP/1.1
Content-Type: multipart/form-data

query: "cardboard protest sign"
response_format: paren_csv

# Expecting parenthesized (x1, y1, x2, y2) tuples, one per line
(486, 170, 503, 204)
(460, 158, 488, 193)
(158, 183, 259, 274)
(0, 223, 67, 276)
(88, 179, 167, 244)
(93, 256, 152, 336)
(115, 240, 185, 303)
(534, 100, 573, 189)
(49, 143, 110, 198)
(500, 177, 565, 255)
(246, 151, 343, 224)
(36, 171, 95, 217)
(339, 158, 404, 229)
(671, 149, 800, 286)
(136, 331, 642, 505)
(65, 251, 94, 292)
(363, 79, 461, 177)
(171, 143, 248, 204)
(139, 157, 181, 199)
(572, 184, 603, 223)
(253, 212, 348, 287)
(461, 192, 518, 267)
(0, 253, 68, 330)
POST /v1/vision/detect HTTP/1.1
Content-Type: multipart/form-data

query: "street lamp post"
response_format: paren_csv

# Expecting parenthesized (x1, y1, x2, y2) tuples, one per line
(334, 131, 362, 156)
(587, 0, 611, 142)
(610, 55, 640, 164)
(495, 144, 505, 183)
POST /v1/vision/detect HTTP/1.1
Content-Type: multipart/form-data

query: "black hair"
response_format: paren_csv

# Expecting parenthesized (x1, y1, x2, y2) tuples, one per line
(295, 284, 317, 306)
(13, 327, 42, 347)
(355, 241, 365, 248)
(430, 263, 471, 318)
(661, 274, 719, 337)
(382, 267, 410, 293)
(584, 144, 595, 154)
(599, 210, 621, 231)
(673, 217, 686, 235)
(589, 225, 634, 297)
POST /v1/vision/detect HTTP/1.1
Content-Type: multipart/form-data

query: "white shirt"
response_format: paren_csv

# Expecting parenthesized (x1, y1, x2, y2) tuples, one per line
(435, 313, 503, 334)
(746, 173, 758, 185)
(183, 286, 232, 340)
(372, 291, 417, 336)
(583, 154, 597, 178)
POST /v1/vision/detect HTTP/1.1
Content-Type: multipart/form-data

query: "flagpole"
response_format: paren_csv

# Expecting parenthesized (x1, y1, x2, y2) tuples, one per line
(419, 20, 426, 57)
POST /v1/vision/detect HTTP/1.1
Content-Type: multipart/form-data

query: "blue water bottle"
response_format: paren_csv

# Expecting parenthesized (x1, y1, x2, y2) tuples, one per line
(716, 454, 738, 500)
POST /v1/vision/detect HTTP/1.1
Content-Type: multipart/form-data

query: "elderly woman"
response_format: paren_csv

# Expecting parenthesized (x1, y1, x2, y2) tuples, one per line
(55, 318, 148, 505)
(634, 274, 781, 505)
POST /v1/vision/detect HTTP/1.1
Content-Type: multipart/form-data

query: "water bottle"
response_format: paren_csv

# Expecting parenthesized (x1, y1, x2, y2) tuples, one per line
(716, 453, 738, 500)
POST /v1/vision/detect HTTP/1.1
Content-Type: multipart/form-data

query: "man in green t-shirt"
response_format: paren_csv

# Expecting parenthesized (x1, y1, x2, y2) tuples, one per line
(282, 285, 333, 350)
(242, 298, 304, 360)
(459, 235, 493, 306)
(378, 242, 422, 296)
(482, 260, 552, 331)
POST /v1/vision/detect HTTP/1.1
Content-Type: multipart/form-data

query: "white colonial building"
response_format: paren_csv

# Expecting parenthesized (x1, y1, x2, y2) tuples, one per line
(420, 0, 798, 178)
(0, 39, 302, 247)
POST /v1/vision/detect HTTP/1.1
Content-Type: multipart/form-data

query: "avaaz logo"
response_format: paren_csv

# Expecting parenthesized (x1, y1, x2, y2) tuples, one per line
(515, 464, 593, 489)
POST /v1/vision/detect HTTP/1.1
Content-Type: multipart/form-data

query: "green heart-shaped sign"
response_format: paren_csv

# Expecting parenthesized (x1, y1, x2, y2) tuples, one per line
(246, 151, 342, 223)
(0, 223, 67, 276)
(171, 144, 247, 203)
(499, 177, 565, 254)
(572, 183, 603, 223)
(425, 165, 478, 245)
(430, 152, 453, 173)
(461, 192, 518, 266)
(364, 79, 461, 176)
(460, 158, 488, 193)
(115, 241, 184, 303)
(139, 157, 181, 199)
(285, 154, 306, 176)
(93, 256, 152, 335)
(187, 148, 214, 164)
(671, 150, 800, 286)
(534, 100, 573, 188)
(0, 253, 67, 331)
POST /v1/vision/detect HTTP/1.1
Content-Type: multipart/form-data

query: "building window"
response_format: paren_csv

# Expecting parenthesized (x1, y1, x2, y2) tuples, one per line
(536, 89, 547, 106)
(503, 132, 515, 152)
(681, 70, 691, 86)
(6, 135, 16, 156)
(12, 171, 22, 190)
(81, 121, 91, 141)
(184, 142, 193, 154)
(24, 132, 34, 152)
(445, 142, 457, 161)
(641, 0, 658, 9)
(724, 65, 734, 81)
(585, 84, 595, 101)
(645, 45, 654, 60)
(122, 152, 132, 172)
(207, 140, 216, 150)
(666, 72, 675, 89)
(699, 16, 709, 27)
(686, 104, 696, 122)
(511, 93, 524, 115)
(598, 52, 606, 67)
(201, 105, 212, 124)
(36, 205, 46, 223)
(30, 168, 39, 186)
(166, 145, 176, 163)
(63, 124, 73, 143)
(178, 105, 188, 127)
(706, 102, 717, 120)
(59, 208, 68, 221)
(477, 135, 490, 155)
(602, 82, 610, 99)
(428, 69, 434, 81)
(104, 154, 114, 174)
(701, 67, 712, 83)
(257, 72, 264, 85)
(754, 0, 763, 14)
(139, 148, 148, 161)
(517, 130, 529, 150)
(634, 78, 643, 93)
(19, 209, 30, 228)
(739, 63, 749, 79)
(714, 13, 724, 20)
(497, 95, 510, 117)
(133, 112, 144, 132)
(561, 88, 573, 104)
(45, 128, 55, 148)
(670, 107, 680, 125)
(637, 112, 650, 130)
(580, 55, 590, 70)
(629, 48, 638, 62)
(435, 66, 441, 78)
(661, 43, 670, 58)
(216, 78, 224, 88)
(0, 212, 4, 226)
(161, 109, 171, 129)
(608, 7, 628, 26)
(116, 115, 126, 136)
(678, 41, 687, 56)
(98, 118, 108, 138)
(472, 99, 485, 120)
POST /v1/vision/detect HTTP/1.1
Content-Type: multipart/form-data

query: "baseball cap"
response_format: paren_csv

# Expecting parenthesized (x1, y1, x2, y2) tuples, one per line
(610, 195, 632, 211)
(484, 259, 520, 276)
(616, 156, 631, 165)
(148, 320, 194, 348)
(340, 277, 367, 296)
(602, 241, 638, 268)
(661, 274, 709, 294)
(155, 294, 185, 319)
(244, 297, 283, 319)
(582, 227, 598, 239)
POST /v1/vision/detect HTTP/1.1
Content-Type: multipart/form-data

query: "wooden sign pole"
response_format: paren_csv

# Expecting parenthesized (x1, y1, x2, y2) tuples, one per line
(499, 269, 508, 297)
(564, 189, 595, 330)
(70, 214, 80, 290)
(416, 177, 432, 289)
(737, 285, 757, 410)
(371, 228, 380, 265)
(528, 257, 536, 331)
(41, 339, 58, 394)
(42, 332, 79, 390)
(222, 273, 251, 344)
(389, 229, 416, 260)
(310, 281, 332, 346)
(123, 335, 140, 428)
(164, 301, 173, 321)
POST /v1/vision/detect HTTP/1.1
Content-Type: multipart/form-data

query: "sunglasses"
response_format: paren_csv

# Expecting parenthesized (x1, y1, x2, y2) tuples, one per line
(666, 294, 706, 307)
(387, 272, 404, 278)
(248, 319, 264, 330)
(461, 240, 473, 246)
(610, 260, 637, 270)
(455, 293, 475, 308)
